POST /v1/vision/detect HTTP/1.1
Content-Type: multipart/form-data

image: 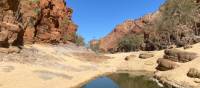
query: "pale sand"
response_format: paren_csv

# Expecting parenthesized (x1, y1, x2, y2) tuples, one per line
(0, 44, 118, 88)
(1, 43, 200, 88)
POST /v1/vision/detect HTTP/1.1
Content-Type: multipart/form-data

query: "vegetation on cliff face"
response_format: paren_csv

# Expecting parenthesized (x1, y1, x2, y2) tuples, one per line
(93, 0, 200, 53)
(89, 40, 100, 53)
(117, 34, 144, 52)
(75, 35, 85, 46)
(144, 0, 200, 50)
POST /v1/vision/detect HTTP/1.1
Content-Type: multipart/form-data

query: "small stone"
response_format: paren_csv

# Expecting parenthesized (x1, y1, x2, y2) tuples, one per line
(194, 78, 200, 83)
(184, 45, 193, 50)
(0, 48, 9, 54)
(8, 46, 20, 53)
(139, 53, 154, 59)
(125, 55, 136, 61)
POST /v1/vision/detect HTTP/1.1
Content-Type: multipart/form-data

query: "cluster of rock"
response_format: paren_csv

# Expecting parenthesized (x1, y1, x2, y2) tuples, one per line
(156, 49, 197, 71)
(0, 0, 77, 53)
(124, 52, 154, 61)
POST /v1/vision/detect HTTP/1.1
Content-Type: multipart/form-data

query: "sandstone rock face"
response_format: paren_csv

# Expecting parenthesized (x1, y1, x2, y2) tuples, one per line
(0, 0, 77, 50)
(93, 11, 159, 52)
(95, 0, 200, 52)
(98, 20, 144, 52)
(0, 8, 21, 48)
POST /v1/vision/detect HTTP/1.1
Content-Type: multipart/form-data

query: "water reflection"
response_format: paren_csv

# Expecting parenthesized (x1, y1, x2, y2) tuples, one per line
(82, 76, 119, 88)
(82, 73, 163, 88)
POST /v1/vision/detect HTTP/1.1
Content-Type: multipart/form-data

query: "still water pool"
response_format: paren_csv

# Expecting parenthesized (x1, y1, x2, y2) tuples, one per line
(82, 73, 164, 88)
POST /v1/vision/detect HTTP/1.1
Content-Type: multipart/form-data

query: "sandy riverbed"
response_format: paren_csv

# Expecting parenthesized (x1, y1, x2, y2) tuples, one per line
(1, 43, 200, 88)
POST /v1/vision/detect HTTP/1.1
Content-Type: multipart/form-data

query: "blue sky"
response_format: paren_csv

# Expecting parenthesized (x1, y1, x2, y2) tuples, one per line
(67, 0, 166, 43)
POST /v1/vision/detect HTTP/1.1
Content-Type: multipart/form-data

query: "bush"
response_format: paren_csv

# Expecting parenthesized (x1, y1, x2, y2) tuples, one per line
(30, 0, 40, 3)
(144, 0, 200, 50)
(90, 42, 100, 53)
(158, 0, 199, 31)
(75, 35, 85, 46)
(117, 34, 144, 52)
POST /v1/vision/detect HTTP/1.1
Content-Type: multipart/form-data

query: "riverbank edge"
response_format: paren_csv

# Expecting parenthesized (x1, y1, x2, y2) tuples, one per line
(72, 70, 165, 88)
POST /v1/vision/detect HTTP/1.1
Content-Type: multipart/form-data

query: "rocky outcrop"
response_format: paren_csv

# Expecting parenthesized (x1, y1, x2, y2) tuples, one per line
(0, 0, 77, 52)
(94, 0, 200, 53)
(92, 11, 160, 52)
(164, 49, 197, 63)
(98, 20, 144, 52)
(156, 49, 197, 71)
(187, 68, 200, 79)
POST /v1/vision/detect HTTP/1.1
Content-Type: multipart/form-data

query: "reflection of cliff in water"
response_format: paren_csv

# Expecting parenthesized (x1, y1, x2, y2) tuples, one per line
(109, 73, 162, 88)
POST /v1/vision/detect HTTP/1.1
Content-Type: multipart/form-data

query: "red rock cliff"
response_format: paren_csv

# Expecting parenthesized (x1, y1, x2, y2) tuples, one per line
(0, 0, 77, 48)
(96, 12, 159, 52)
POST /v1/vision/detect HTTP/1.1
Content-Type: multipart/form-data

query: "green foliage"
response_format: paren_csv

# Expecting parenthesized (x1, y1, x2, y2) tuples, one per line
(67, 8, 74, 14)
(154, 0, 200, 32)
(75, 35, 85, 46)
(144, 0, 200, 49)
(33, 7, 41, 15)
(63, 35, 69, 42)
(118, 34, 144, 52)
(90, 42, 100, 53)
(60, 16, 70, 28)
(30, 0, 40, 3)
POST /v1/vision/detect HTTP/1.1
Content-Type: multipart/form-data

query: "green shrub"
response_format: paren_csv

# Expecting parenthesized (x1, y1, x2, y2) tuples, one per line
(75, 35, 85, 46)
(158, 0, 199, 31)
(60, 16, 70, 28)
(63, 35, 69, 42)
(90, 42, 100, 53)
(30, 0, 40, 3)
(144, 0, 200, 49)
(33, 7, 41, 15)
(118, 34, 144, 52)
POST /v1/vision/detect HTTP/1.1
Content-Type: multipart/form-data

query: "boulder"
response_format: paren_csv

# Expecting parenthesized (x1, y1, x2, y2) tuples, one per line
(183, 45, 193, 49)
(187, 68, 200, 79)
(8, 46, 20, 53)
(0, 30, 9, 42)
(0, 46, 20, 54)
(156, 58, 179, 71)
(164, 49, 197, 63)
(125, 55, 136, 61)
(0, 48, 9, 53)
(139, 53, 154, 59)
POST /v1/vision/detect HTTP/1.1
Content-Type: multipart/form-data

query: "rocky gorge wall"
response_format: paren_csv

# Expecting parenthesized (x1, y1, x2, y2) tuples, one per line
(0, 0, 77, 50)
(92, 0, 200, 53)
(91, 11, 159, 52)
